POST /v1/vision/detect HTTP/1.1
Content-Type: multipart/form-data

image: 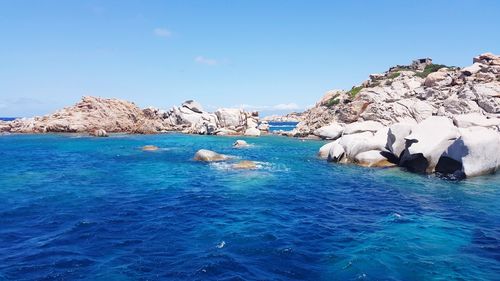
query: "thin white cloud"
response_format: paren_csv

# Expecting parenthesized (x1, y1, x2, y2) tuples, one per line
(154, 28, 172, 38)
(194, 56, 218, 65)
(273, 103, 300, 110)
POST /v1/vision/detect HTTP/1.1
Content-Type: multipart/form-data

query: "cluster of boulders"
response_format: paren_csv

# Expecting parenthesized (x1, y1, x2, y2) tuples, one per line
(317, 116, 500, 178)
(293, 53, 500, 137)
(0, 97, 268, 136)
(305, 53, 500, 178)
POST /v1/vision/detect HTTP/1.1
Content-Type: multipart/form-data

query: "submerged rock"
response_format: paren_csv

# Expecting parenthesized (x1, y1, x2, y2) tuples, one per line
(232, 160, 258, 170)
(194, 149, 228, 162)
(142, 145, 159, 151)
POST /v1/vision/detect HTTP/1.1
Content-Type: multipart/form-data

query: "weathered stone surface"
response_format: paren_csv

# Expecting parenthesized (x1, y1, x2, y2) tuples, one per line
(436, 127, 500, 177)
(244, 127, 261, 136)
(327, 140, 345, 163)
(233, 140, 249, 148)
(453, 113, 500, 129)
(400, 117, 460, 173)
(313, 123, 344, 140)
(424, 69, 452, 87)
(354, 150, 395, 167)
(343, 121, 383, 135)
(318, 141, 336, 159)
(386, 123, 413, 158)
(194, 149, 228, 162)
(90, 129, 108, 137)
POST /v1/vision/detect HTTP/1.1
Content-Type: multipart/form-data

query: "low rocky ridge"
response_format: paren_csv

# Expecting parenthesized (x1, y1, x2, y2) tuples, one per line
(0, 97, 266, 136)
(309, 53, 500, 178)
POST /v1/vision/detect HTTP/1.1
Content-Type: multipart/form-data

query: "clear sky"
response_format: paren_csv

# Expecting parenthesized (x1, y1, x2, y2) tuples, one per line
(1, 0, 499, 117)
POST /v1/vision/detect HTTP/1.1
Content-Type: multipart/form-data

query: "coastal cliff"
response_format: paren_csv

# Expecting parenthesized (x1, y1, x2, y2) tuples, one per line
(303, 53, 500, 178)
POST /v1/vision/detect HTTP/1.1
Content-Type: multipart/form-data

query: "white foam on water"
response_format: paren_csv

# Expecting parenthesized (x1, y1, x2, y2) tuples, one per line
(216, 241, 225, 248)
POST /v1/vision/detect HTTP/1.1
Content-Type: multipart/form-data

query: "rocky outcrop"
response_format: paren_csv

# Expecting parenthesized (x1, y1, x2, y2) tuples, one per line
(319, 116, 500, 178)
(294, 53, 500, 138)
(1, 96, 263, 136)
(233, 140, 249, 148)
(193, 149, 228, 162)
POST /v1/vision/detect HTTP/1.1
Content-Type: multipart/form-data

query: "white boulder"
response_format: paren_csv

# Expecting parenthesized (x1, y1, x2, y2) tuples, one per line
(343, 121, 384, 135)
(318, 141, 336, 159)
(216, 108, 244, 128)
(327, 140, 345, 162)
(194, 149, 228, 162)
(399, 116, 460, 173)
(244, 127, 261, 136)
(386, 123, 413, 158)
(233, 140, 249, 148)
(354, 150, 394, 167)
(436, 127, 500, 177)
(313, 123, 344, 140)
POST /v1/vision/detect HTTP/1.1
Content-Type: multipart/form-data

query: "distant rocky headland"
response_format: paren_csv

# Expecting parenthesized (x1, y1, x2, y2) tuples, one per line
(2, 52, 499, 178)
(0, 98, 266, 137)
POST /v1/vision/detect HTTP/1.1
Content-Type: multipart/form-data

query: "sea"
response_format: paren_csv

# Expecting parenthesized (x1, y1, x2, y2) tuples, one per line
(267, 121, 299, 132)
(0, 133, 499, 280)
(0, 117, 17, 121)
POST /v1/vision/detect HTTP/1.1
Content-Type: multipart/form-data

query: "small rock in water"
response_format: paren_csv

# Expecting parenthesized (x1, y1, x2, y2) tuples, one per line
(90, 129, 108, 137)
(232, 160, 257, 170)
(232, 140, 249, 148)
(142, 145, 159, 151)
(194, 149, 228, 162)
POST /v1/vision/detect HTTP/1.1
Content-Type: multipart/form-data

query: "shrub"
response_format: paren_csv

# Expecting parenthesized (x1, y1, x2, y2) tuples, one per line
(415, 64, 448, 78)
(347, 86, 363, 98)
(327, 98, 340, 107)
(387, 72, 400, 79)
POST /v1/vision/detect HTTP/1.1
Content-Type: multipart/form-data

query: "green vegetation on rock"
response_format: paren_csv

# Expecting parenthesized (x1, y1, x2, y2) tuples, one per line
(387, 72, 401, 79)
(326, 98, 340, 107)
(347, 86, 363, 98)
(415, 64, 448, 78)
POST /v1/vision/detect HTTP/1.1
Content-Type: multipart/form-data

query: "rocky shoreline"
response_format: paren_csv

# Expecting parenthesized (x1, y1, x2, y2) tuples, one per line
(2, 53, 499, 178)
(0, 97, 267, 137)
(303, 53, 500, 179)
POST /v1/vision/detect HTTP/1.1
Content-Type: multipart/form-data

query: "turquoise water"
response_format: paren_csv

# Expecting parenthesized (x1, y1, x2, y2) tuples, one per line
(0, 134, 499, 280)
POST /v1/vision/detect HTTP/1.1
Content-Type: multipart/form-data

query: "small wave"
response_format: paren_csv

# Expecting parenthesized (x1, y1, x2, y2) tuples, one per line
(216, 241, 226, 248)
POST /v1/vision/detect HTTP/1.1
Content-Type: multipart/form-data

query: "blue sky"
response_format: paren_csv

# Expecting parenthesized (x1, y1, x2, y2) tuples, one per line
(1, 0, 499, 117)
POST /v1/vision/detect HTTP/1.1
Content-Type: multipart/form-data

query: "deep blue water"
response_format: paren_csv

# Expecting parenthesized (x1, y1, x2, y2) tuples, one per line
(0, 134, 499, 281)
(267, 122, 298, 132)
(0, 117, 17, 121)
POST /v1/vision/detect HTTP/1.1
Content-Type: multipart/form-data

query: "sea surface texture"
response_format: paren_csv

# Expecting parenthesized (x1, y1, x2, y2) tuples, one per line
(0, 134, 499, 281)
(268, 122, 298, 132)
